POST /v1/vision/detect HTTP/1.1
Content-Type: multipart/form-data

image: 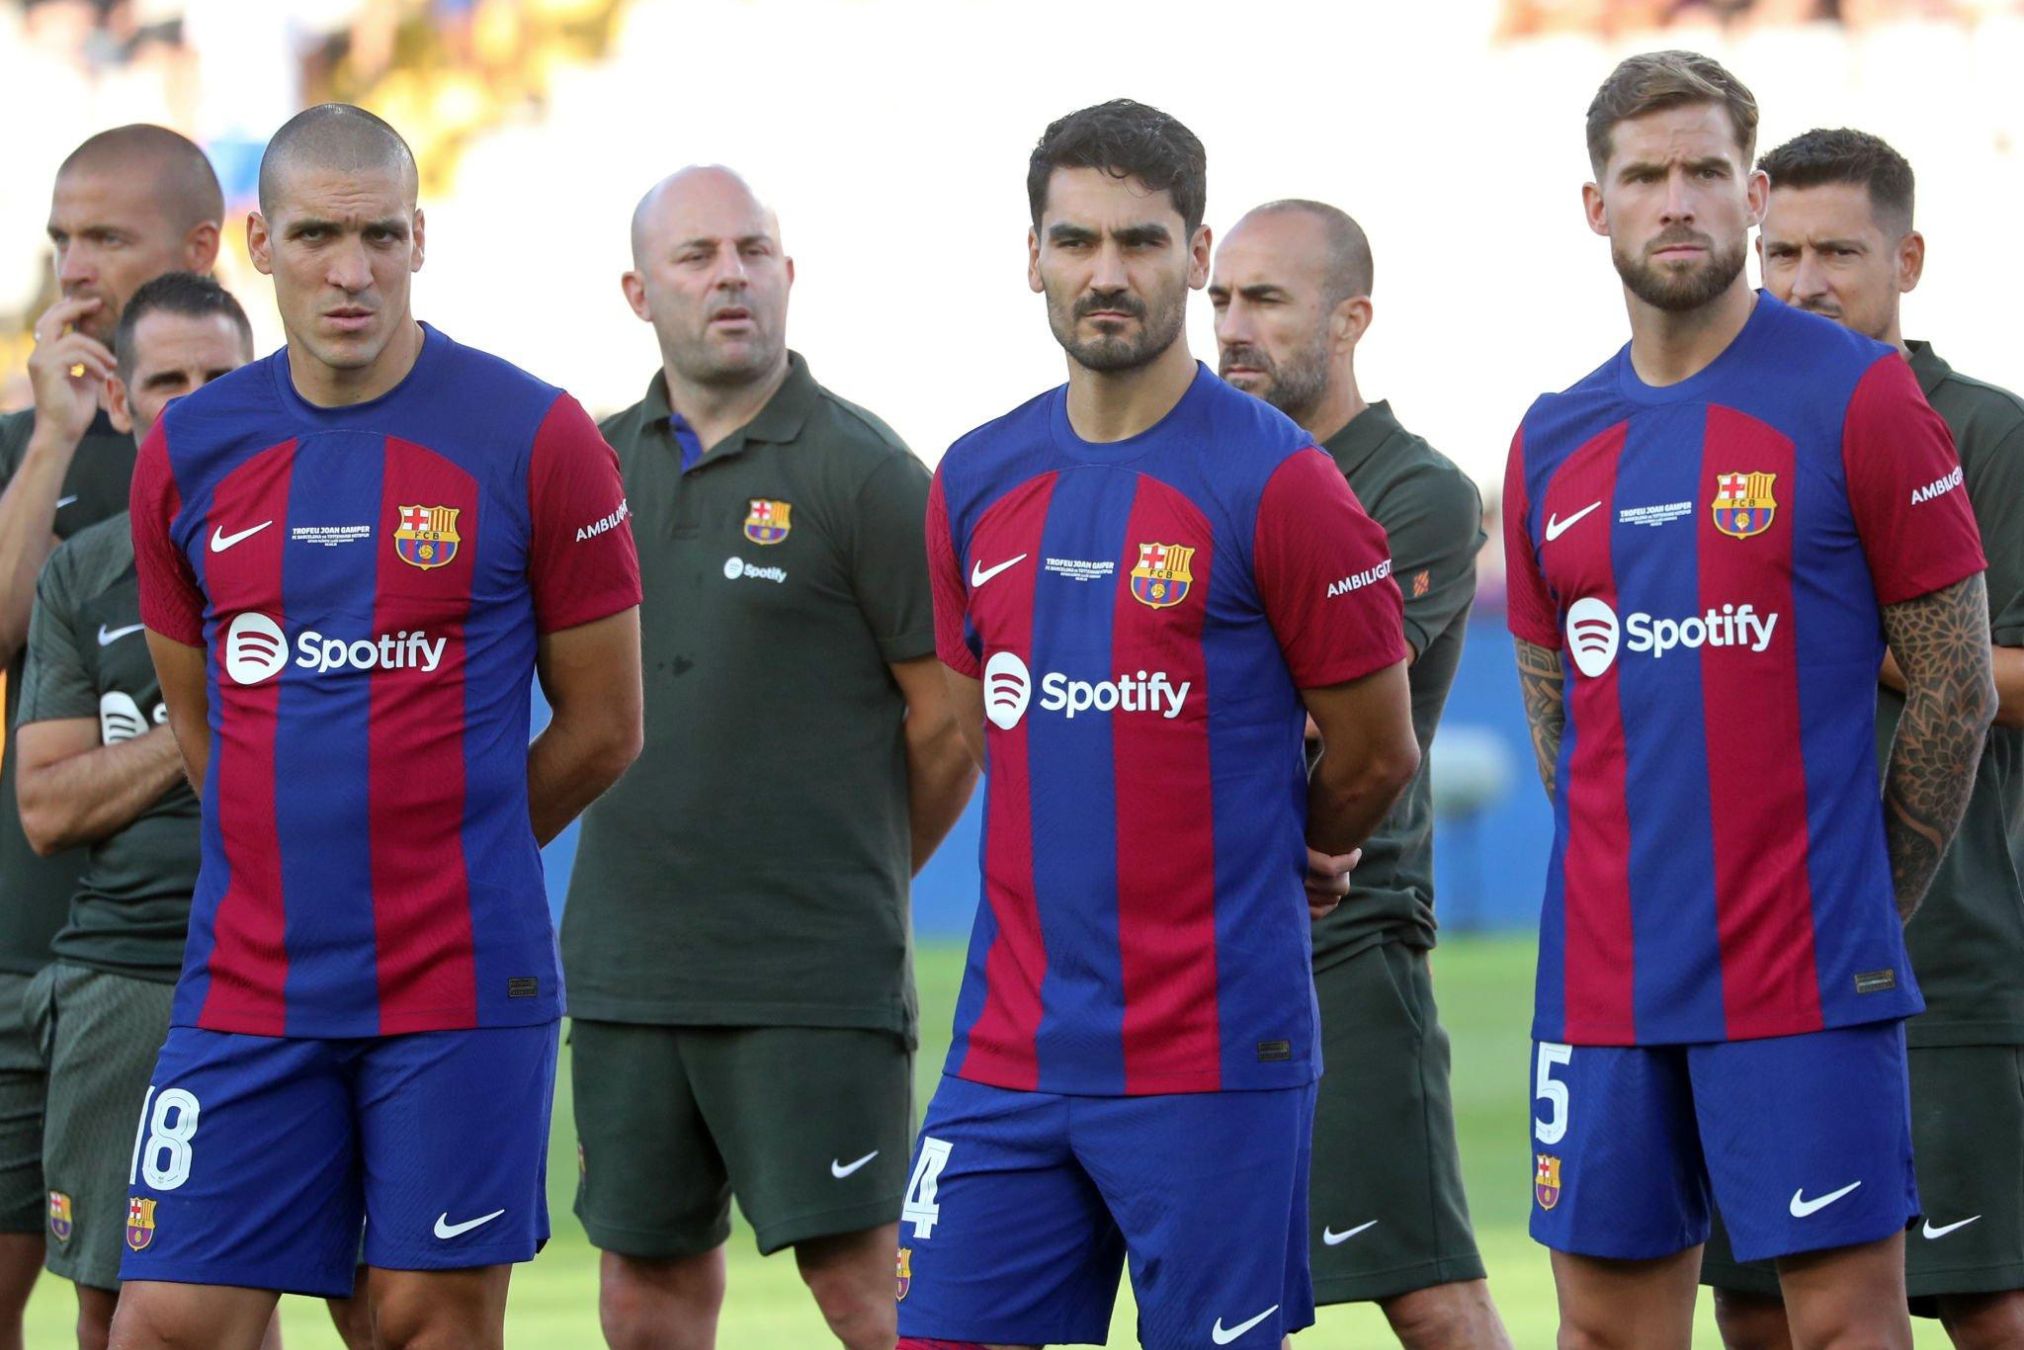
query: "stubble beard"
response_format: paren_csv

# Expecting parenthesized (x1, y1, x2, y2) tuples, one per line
(1049, 284, 1187, 374)
(1614, 232, 1749, 313)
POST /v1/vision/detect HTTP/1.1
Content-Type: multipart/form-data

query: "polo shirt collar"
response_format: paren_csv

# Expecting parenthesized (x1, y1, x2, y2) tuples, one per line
(640, 351, 818, 468)
(1320, 399, 1402, 479)
(1905, 340, 1950, 401)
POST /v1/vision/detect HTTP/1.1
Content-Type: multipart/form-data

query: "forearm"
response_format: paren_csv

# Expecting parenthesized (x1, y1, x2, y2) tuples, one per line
(527, 714, 638, 847)
(1306, 752, 1415, 857)
(1514, 639, 1565, 799)
(0, 429, 78, 663)
(17, 726, 184, 854)
(1885, 644, 2024, 729)
(904, 726, 978, 875)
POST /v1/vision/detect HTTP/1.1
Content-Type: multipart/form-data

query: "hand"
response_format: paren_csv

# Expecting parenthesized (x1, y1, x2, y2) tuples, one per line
(1305, 846, 1361, 921)
(27, 298, 113, 446)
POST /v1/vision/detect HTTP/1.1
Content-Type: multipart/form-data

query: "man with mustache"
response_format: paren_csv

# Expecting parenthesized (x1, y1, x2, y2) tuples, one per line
(1700, 128, 2024, 1350)
(0, 124, 220, 1350)
(1504, 51, 1995, 1349)
(1211, 202, 1508, 1350)
(566, 164, 975, 1350)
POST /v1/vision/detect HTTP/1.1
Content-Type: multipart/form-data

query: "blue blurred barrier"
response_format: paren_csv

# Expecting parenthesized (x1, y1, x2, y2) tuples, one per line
(536, 616, 1554, 939)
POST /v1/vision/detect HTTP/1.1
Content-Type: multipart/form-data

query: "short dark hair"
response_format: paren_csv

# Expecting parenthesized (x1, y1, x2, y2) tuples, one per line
(259, 103, 418, 215)
(58, 124, 223, 231)
(1586, 50, 1759, 175)
(1028, 99, 1208, 234)
(114, 272, 254, 384)
(1758, 127, 1915, 236)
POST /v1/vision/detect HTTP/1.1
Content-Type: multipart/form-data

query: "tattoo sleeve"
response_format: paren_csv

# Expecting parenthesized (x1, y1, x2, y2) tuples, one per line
(1880, 572, 1997, 923)
(1514, 638, 1565, 801)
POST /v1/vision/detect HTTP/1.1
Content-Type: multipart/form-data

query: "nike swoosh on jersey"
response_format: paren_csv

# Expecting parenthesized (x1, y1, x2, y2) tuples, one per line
(1543, 501, 1602, 542)
(210, 521, 273, 552)
(55, 495, 79, 509)
(830, 1151, 879, 1179)
(1924, 1216, 1981, 1239)
(1322, 1220, 1378, 1246)
(970, 554, 1027, 587)
(1789, 1181, 1862, 1218)
(433, 1209, 506, 1240)
(1211, 1305, 1280, 1344)
(97, 623, 145, 646)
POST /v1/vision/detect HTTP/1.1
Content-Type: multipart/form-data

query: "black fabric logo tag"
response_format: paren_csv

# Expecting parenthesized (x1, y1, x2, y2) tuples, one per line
(1854, 969, 1897, 995)
(1257, 1040, 1292, 1062)
(507, 977, 540, 999)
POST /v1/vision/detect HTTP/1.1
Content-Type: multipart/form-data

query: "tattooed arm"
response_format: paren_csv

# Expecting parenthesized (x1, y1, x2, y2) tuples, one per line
(1880, 573, 1997, 922)
(1514, 638, 1565, 800)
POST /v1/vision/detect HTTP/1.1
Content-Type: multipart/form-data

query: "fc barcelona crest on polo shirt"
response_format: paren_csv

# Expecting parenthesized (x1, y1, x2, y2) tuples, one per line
(47, 1191, 72, 1244)
(394, 504, 462, 570)
(1129, 541, 1194, 609)
(1711, 471, 1777, 539)
(744, 498, 792, 545)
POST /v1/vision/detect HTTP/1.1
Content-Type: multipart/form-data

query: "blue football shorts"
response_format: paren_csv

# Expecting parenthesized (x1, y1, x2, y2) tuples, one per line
(119, 1021, 558, 1297)
(1529, 1019, 1916, 1263)
(895, 1073, 1316, 1348)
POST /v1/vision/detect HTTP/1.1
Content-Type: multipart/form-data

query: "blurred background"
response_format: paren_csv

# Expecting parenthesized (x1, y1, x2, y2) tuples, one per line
(3, 2, 2016, 1341)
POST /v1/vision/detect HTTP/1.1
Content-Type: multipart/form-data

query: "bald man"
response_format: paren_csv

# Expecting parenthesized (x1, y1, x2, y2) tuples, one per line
(0, 124, 219, 1350)
(112, 104, 643, 1350)
(561, 166, 974, 1350)
(1210, 201, 1510, 1350)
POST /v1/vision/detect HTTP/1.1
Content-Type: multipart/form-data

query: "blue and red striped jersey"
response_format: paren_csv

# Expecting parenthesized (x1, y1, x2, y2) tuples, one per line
(130, 325, 641, 1038)
(927, 366, 1407, 1095)
(1504, 295, 1985, 1047)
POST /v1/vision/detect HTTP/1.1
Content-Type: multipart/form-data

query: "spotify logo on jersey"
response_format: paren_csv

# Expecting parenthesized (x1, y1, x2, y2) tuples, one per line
(1565, 598, 1620, 678)
(223, 612, 289, 685)
(983, 651, 1032, 731)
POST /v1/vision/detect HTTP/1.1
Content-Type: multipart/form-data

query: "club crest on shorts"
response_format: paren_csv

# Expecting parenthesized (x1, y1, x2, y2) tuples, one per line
(394, 504, 461, 570)
(895, 1247, 912, 1302)
(1129, 541, 1195, 609)
(744, 498, 792, 545)
(46, 1191, 72, 1244)
(1535, 1154, 1562, 1210)
(1711, 471, 1777, 539)
(126, 1196, 157, 1251)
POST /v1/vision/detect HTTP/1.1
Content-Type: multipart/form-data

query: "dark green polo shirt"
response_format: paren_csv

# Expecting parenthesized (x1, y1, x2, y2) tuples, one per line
(0, 407, 136, 977)
(17, 513, 196, 982)
(1311, 401, 1484, 969)
(1893, 342, 2024, 1047)
(561, 353, 936, 1039)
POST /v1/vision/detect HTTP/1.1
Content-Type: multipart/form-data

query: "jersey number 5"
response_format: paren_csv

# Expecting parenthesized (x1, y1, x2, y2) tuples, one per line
(1534, 1043, 1572, 1146)
(129, 1086, 202, 1191)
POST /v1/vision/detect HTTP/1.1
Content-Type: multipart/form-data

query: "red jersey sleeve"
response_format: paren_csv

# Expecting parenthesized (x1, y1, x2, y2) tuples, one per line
(1843, 353, 1986, 605)
(527, 393, 642, 633)
(1254, 447, 1407, 688)
(129, 420, 204, 645)
(926, 467, 979, 678)
(1502, 424, 1560, 647)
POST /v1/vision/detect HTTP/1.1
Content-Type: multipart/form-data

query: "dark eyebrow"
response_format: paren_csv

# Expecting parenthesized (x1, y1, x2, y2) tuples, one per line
(287, 215, 409, 238)
(1047, 223, 1098, 245)
(1240, 283, 1288, 301)
(140, 371, 189, 390)
(1113, 224, 1171, 247)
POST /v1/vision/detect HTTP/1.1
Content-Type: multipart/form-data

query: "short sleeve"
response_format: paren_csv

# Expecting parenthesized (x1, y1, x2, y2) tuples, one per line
(1501, 424, 1560, 648)
(16, 545, 97, 725)
(847, 453, 936, 663)
(1385, 461, 1484, 658)
(926, 467, 979, 679)
(129, 421, 205, 646)
(527, 393, 643, 634)
(1844, 354, 1986, 606)
(1254, 447, 1407, 688)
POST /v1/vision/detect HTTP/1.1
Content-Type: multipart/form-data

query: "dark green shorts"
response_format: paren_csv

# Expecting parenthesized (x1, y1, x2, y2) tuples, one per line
(571, 1021, 913, 1258)
(33, 963, 173, 1289)
(0, 970, 49, 1236)
(1702, 1043, 2024, 1312)
(1309, 941, 1486, 1305)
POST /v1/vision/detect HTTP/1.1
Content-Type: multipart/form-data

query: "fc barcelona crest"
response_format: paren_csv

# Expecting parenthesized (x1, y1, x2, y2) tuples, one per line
(1535, 1154, 1562, 1211)
(1711, 471, 1777, 539)
(895, 1247, 912, 1302)
(394, 504, 461, 570)
(1129, 541, 1195, 610)
(47, 1191, 72, 1244)
(126, 1196, 156, 1252)
(744, 498, 792, 545)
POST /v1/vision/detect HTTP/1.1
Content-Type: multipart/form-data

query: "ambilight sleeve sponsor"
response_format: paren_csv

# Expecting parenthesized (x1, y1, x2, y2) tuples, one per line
(1840, 354, 1986, 606)
(1253, 448, 1407, 688)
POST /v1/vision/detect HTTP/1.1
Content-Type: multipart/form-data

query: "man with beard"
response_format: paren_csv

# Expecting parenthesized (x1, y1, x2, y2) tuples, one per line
(896, 99, 1420, 1350)
(0, 124, 220, 1350)
(1700, 128, 2024, 1350)
(566, 164, 976, 1350)
(1504, 51, 1996, 1349)
(1211, 202, 1508, 1350)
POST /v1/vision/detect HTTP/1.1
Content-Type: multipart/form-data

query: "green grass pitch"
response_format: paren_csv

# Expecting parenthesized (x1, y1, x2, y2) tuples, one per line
(24, 936, 1952, 1346)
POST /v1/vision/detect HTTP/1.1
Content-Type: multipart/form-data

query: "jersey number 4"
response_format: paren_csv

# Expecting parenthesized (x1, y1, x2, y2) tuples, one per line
(901, 1137, 953, 1239)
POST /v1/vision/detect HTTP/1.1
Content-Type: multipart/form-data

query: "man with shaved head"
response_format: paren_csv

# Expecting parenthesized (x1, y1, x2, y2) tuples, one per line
(0, 123, 220, 1350)
(563, 164, 974, 1350)
(1211, 200, 1506, 1350)
(113, 104, 645, 1350)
